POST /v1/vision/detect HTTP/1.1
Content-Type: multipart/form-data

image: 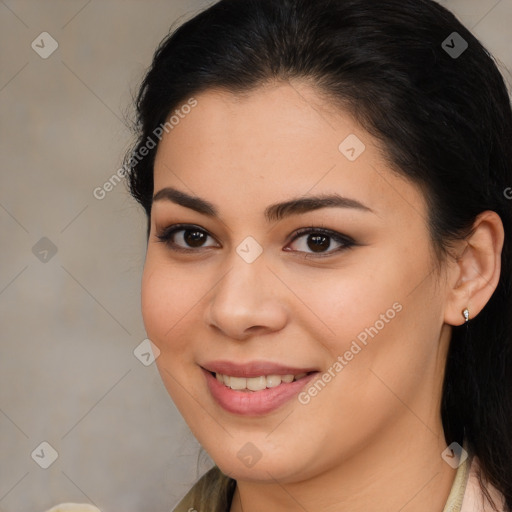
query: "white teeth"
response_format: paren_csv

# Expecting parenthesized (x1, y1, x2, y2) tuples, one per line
(214, 372, 308, 391)
(266, 375, 282, 388)
(228, 376, 246, 390)
(246, 376, 267, 391)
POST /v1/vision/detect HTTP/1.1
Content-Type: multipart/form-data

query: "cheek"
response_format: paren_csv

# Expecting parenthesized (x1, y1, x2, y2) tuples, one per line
(141, 259, 207, 413)
(141, 264, 169, 345)
(285, 255, 404, 351)
(291, 243, 436, 394)
(141, 259, 198, 357)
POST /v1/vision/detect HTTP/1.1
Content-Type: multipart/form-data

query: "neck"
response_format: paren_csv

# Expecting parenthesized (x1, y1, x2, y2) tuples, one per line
(229, 418, 457, 512)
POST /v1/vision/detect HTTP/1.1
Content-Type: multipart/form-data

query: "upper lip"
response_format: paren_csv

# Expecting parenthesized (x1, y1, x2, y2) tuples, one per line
(201, 360, 318, 378)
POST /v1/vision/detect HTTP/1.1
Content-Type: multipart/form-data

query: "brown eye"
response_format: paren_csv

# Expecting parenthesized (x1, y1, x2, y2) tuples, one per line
(286, 227, 355, 256)
(156, 224, 220, 252)
(182, 229, 208, 247)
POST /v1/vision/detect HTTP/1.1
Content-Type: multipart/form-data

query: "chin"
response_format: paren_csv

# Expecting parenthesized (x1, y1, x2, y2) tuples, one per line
(202, 438, 313, 483)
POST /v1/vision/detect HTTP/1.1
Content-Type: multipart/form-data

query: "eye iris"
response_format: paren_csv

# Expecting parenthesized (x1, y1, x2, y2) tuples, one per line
(184, 229, 207, 247)
(308, 234, 330, 252)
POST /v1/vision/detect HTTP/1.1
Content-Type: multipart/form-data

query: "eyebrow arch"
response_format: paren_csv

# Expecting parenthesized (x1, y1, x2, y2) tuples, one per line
(152, 186, 374, 223)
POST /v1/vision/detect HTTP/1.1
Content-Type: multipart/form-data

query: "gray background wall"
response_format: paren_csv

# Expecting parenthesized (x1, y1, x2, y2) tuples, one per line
(0, 1, 511, 511)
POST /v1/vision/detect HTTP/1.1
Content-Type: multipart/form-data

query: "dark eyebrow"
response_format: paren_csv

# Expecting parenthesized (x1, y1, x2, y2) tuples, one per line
(152, 186, 373, 222)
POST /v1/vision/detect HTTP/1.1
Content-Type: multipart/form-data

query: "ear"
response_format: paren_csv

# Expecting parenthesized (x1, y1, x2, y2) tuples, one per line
(444, 211, 504, 326)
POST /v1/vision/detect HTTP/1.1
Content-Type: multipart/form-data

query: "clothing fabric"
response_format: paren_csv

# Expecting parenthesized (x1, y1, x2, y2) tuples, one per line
(458, 456, 507, 512)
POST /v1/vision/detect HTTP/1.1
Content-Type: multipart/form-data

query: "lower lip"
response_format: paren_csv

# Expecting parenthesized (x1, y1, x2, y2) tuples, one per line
(203, 369, 317, 415)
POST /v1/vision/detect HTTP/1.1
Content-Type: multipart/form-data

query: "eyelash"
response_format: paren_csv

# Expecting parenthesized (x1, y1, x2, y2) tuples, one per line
(155, 223, 356, 257)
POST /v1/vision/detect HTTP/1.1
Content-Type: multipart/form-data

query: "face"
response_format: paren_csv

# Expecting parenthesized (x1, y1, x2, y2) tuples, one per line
(142, 82, 452, 483)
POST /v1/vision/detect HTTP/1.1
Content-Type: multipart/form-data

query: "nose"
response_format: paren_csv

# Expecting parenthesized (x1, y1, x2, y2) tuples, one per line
(204, 252, 288, 341)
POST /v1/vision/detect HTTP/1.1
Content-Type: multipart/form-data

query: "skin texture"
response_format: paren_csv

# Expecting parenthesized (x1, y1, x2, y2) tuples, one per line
(141, 81, 504, 512)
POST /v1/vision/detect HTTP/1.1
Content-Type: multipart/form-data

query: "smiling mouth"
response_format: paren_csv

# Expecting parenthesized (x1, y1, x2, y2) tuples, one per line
(211, 371, 312, 392)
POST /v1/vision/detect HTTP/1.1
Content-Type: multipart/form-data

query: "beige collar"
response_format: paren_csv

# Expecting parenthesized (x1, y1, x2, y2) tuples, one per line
(442, 454, 470, 512)
(442, 439, 507, 512)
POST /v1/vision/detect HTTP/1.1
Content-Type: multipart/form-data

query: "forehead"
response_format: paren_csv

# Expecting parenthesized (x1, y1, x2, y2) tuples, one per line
(152, 82, 426, 225)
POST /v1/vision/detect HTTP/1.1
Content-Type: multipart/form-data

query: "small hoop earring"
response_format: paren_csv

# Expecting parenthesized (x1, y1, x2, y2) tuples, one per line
(462, 308, 469, 323)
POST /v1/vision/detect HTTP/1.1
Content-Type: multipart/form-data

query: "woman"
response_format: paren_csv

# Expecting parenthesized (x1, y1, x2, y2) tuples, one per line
(49, 0, 512, 510)
(130, 0, 512, 510)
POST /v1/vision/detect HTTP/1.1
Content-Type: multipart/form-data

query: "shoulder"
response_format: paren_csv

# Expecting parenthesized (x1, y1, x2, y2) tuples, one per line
(461, 456, 507, 512)
(172, 466, 236, 512)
